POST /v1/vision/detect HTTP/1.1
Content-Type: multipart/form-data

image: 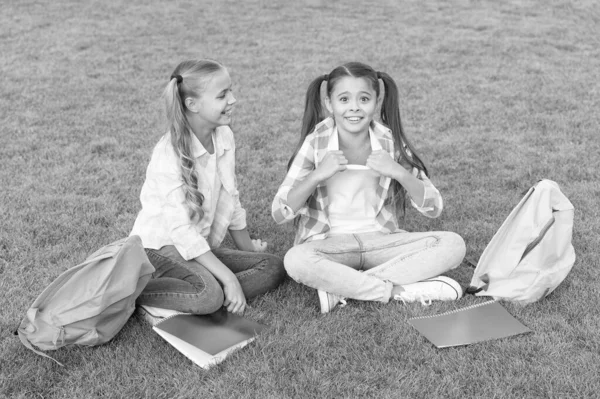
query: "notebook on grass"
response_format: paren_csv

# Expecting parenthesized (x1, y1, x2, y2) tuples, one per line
(408, 301, 531, 348)
(145, 306, 268, 369)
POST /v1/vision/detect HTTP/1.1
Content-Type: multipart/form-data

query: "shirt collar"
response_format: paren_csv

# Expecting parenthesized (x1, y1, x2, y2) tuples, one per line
(190, 126, 232, 158)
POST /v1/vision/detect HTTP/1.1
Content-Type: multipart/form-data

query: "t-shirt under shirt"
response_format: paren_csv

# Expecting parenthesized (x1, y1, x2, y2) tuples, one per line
(326, 164, 380, 235)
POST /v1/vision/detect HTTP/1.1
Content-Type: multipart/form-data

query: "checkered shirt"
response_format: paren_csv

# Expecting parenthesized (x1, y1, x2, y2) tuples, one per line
(272, 117, 442, 245)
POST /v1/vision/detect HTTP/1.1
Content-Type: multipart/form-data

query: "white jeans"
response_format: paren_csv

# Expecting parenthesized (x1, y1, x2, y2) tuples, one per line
(284, 230, 466, 303)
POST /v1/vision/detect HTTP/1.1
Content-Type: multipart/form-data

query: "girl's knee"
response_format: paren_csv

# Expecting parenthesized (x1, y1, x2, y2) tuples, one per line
(285, 243, 330, 285)
(283, 245, 311, 281)
(262, 253, 287, 289)
(188, 280, 224, 314)
(441, 231, 467, 267)
(201, 293, 224, 314)
(444, 231, 466, 250)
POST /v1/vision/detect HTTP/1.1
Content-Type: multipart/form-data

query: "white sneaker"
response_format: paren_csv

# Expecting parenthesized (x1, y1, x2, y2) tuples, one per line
(137, 305, 187, 326)
(394, 276, 463, 306)
(317, 290, 347, 314)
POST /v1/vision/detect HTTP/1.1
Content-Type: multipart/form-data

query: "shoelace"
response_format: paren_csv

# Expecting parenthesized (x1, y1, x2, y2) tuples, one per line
(394, 292, 432, 306)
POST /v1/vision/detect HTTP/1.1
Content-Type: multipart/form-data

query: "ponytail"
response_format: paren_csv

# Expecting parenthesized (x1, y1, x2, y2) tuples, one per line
(291, 62, 429, 220)
(377, 71, 428, 216)
(287, 74, 328, 170)
(163, 60, 223, 221)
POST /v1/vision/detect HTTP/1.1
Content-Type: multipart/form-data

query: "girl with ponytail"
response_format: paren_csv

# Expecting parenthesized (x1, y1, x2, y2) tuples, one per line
(131, 59, 284, 319)
(272, 62, 466, 313)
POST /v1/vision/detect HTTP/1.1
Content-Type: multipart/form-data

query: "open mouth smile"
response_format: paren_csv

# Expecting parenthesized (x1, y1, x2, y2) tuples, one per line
(345, 116, 363, 123)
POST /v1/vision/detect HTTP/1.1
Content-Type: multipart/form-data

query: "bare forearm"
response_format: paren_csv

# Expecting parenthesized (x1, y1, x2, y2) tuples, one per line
(390, 164, 425, 205)
(194, 251, 237, 285)
(196, 249, 246, 313)
(229, 228, 254, 252)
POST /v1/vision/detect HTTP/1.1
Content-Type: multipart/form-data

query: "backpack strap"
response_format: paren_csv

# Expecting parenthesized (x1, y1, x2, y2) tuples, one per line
(464, 256, 478, 268)
(520, 217, 555, 261)
(465, 286, 486, 295)
(16, 328, 64, 366)
(465, 270, 489, 295)
(464, 255, 487, 294)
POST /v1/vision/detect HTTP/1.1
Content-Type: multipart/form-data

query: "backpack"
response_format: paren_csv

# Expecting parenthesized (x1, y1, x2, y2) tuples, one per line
(467, 179, 576, 304)
(16, 235, 154, 365)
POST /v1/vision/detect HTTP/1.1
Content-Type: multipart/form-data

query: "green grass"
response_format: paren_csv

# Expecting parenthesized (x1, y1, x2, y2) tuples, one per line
(2, 0, 600, 397)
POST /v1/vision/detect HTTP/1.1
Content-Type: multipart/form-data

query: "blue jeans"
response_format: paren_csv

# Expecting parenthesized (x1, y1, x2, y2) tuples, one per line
(137, 246, 286, 314)
(284, 231, 466, 303)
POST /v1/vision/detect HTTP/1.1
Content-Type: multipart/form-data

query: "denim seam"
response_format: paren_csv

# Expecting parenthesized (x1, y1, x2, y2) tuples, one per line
(145, 249, 208, 297)
(353, 234, 366, 269)
(138, 292, 207, 299)
(316, 248, 363, 256)
(373, 234, 442, 275)
(233, 259, 267, 279)
(214, 252, 271, 280)
(315, 233, 425, 255)
(367, 234, 431, 251)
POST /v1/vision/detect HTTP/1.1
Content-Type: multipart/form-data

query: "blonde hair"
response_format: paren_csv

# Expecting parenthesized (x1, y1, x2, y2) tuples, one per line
(163, 59, 225, 221)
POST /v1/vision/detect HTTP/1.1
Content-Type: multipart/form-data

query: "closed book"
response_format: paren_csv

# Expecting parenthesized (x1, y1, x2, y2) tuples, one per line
(148, 307, 268, 369)
(408, 301, 531, 348)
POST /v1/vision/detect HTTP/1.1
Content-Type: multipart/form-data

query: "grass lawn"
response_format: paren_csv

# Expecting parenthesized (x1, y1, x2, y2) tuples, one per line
(1, 0, 599, 398)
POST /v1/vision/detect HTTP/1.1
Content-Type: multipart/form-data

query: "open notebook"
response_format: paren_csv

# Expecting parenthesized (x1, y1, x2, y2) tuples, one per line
(408, 301, 531, 348)
(142, 306, 268, 369)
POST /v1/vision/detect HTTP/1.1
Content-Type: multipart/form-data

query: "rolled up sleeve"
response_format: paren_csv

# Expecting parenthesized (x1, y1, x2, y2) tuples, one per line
(272, 186, 300, 224)
(228, 186, 247, 230)
(272, 138, 315, 224)
(409, 168, 443, 218)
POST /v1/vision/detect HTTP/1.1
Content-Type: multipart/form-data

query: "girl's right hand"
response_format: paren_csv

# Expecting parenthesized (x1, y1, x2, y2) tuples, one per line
(251, 238, 268, 252)
(314, 150, 348, 182)
(223, 277, 246, 314)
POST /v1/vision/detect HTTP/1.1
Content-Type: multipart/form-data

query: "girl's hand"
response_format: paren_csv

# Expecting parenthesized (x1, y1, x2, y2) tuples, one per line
(223, 277, 246, 314)
(314, 151, 348, 182)
(366, 150, 406, 178)
(251, 238, 268, 252)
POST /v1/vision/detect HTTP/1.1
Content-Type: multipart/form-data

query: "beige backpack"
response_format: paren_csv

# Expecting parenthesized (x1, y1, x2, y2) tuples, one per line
(16, 236, 154, 365)
(467, 180, 576, 304)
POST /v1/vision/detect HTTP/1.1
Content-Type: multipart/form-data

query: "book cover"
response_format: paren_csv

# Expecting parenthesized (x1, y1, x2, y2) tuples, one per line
(151, 308, 268, 369)
(408, 301, 531, 348)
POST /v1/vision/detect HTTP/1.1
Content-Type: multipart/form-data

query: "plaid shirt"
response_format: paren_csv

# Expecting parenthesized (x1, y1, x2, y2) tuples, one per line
(272, 117, 442, 245)
(130, 126, 246, 260)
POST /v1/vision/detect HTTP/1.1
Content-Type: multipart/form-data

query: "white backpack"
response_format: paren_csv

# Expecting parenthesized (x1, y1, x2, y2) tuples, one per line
(467, 180, 576, 304)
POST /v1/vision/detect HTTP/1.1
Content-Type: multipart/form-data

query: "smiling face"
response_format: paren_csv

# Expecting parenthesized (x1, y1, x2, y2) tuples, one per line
(325, 76, 378, 137)
(185, 68, 236, 131)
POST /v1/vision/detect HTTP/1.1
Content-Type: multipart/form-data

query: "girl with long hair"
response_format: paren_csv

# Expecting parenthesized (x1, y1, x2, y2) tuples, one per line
(272, 62, 465, 313)
(131, 59, 285, 319)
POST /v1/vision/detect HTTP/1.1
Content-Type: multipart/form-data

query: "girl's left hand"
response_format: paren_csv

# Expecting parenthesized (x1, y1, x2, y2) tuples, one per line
(366, 150, 405, 178)
(251, 238, 268, 252)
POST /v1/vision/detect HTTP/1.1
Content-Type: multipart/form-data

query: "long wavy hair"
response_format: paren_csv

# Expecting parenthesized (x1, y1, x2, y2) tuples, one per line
(290, 61, 428, 217)
(163, 59, 224, 221)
